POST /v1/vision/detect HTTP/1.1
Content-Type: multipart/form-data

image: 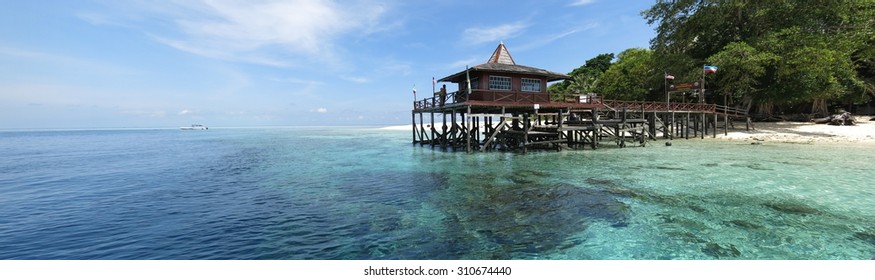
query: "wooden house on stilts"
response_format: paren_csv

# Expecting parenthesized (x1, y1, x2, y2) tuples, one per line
(411, 42, 747, 152)
(412, 42, 651, 153)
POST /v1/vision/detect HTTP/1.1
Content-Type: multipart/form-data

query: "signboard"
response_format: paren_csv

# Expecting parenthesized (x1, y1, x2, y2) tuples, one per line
(668, 81, 701, 92)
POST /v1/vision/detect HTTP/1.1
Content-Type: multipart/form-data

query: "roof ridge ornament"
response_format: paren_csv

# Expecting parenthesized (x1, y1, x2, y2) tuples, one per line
(487, 42, 516, 65)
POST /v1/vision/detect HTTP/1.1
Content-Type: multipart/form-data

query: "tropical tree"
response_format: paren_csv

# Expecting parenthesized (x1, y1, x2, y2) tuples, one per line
(550, 53, 614, 95)
(707, 41, 778, 103)
(596, 48, 656, 101)
(643, 0, 875, 116)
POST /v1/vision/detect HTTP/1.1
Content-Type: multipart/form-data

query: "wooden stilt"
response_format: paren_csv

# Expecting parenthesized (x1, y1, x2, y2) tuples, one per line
(685, 112, 690, 139)
(523, 113, 529, 154)
(713, 113, 717, 138)
(411, 111, 416, 144)
(466, 106, 472, 153)
(429, 111, 437, 147)
(442, 112, 448, 149)
(703, 113, 708, 136)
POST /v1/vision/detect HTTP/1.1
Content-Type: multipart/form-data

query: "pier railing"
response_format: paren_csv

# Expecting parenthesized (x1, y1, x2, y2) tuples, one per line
(715, 104, 750, 117)
(414, 93, 743, 116)
(602, 100, 717, 113)
(414, 90, 604, 110)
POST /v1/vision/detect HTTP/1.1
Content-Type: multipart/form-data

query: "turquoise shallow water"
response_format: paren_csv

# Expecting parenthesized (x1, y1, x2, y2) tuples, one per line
(1, 127, 873, 259)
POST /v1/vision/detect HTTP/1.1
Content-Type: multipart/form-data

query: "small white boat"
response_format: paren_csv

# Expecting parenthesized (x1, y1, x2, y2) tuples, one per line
(180, 124, 208, 130)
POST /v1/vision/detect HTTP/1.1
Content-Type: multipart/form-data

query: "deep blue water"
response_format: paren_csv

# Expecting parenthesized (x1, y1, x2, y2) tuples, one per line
(1, 127, 874, 259)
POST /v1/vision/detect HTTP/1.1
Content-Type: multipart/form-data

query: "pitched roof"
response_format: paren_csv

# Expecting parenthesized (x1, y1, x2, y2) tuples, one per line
(438, 42, 569, 83)
(487, 42, 516, 65)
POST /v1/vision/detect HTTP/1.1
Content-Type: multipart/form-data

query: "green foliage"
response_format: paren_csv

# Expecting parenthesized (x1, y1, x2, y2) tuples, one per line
(550, 53, 614, 95)
(707, 42, 778, 98)
(583, 53, 614, 73)
(643, 0, 875, 113)
(596, 48, 655, 101)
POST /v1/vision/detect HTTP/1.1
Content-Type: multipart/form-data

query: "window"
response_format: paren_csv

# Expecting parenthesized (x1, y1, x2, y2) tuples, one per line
(489, 76, 511, 91)
(521, 78, 541, 92)
(469, 77, 479, 90)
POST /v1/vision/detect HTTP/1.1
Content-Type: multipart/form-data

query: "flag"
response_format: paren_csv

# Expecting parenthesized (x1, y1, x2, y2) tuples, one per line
(465, 66, 471, 95)
(412, 84, 416, 94)
(665, 74, 675, 80)
(704, 65, 718, 73)
(432, 77, 436, 86)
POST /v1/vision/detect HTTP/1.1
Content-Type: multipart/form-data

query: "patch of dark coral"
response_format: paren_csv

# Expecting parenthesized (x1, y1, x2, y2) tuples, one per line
(764, 202, 821, 216)
(702, 242, 741, 259)
(438, 180, 631, 257)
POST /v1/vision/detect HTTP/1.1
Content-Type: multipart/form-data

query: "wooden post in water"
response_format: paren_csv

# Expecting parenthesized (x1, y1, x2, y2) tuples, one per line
(523, 113, 530, 154)
(713, 113, 717, 138)
(441, 112, 448, 149)
(685, 112, 690, 139)
(451, 109, 457, 149)
(411, 111, 416, 144)
(724, 107, 729, 136)
(701, 113, 706, 139)
(430, 112, 435, 146)
(466, 106, 472, 153)
(620, 107, 627, 147)
(592, 107, 599, 150)
(419, 112, 425, 146)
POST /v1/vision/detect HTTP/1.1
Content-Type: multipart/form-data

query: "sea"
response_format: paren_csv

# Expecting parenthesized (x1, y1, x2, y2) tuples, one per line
(1, 126, 874, 260)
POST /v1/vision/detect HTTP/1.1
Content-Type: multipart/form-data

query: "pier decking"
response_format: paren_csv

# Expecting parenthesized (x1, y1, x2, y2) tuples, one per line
(412, 94, 749, 153)
(412, 43, 750, 152)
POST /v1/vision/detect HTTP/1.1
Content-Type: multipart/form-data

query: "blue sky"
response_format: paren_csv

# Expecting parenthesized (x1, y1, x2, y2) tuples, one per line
(1, 0, 656, 129)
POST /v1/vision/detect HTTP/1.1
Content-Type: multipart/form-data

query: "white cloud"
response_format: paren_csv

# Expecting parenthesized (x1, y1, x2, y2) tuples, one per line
(342, 76, 370, 83)
(270, 77, 325, 85)
(462, 22, 528, 45)
(96, 0, 390, 67)
(178, 109, 191, 115)
(445, 57, 479, 70)
(312, 108, 328, 113)
(570, 0, 597, 6)
(516, 23, 600, 51)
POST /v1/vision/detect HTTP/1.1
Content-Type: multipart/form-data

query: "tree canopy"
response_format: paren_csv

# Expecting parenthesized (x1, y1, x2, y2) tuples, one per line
(549, 53, 614, 95)
(557, 0, 875, 117)
(597, 48, 655, 101)
(642, 0, 875, 115)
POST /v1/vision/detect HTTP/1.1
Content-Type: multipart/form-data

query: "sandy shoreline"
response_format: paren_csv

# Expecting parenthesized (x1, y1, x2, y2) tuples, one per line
(381, 116, 875, 144)
(714, 116, 875, 144)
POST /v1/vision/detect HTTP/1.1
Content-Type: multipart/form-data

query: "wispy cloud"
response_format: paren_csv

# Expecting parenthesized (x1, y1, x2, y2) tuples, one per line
(462, 22, 528, 45)
(342, 76, 370, 83)
(311, 107, 328, 113)
(0, 46, 136, 76)
(89, 0, 390, 68)
(516, 23, 600, 51)
(569, 0, 597, 6)
(445, 57, 479, 70)
(270, 77, 325, 85)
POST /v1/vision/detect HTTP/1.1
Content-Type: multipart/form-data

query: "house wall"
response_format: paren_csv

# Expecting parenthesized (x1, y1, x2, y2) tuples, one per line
(466, 72, 546, 93)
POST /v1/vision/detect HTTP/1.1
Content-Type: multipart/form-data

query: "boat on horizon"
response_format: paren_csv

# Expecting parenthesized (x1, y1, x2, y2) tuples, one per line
(180, 124, 208, 130)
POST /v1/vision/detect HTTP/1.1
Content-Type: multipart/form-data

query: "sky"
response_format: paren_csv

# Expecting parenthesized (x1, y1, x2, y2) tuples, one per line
(0, 0, 657, 129)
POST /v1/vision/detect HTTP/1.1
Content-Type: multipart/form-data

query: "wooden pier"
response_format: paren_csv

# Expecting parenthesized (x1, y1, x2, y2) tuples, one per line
(411, 43, 750, 153)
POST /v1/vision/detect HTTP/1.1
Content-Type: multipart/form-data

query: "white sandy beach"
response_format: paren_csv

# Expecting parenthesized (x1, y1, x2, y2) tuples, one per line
(715, 116, 875, 144)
